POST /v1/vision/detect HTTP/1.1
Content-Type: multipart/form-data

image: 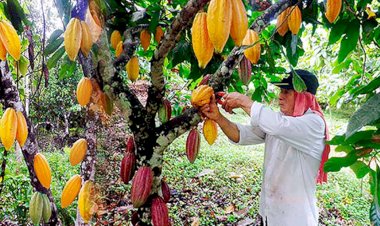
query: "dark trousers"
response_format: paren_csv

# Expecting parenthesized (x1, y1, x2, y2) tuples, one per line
(260, 216, 268, 226)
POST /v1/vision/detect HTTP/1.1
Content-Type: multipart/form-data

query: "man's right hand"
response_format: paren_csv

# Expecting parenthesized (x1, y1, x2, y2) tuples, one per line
(200, 94, 222, 122)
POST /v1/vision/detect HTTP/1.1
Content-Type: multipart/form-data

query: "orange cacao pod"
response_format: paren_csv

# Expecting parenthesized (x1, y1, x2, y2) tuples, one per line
(288, 6, 302, 35)
(325, 0, 342, 23)
(69, 138, 88, 166)
(61, 174, 82, 208)
(239, 56, 252, 85)
(16, 111, 28, 147)
(161, 180, 170, 203)
(76, 77, 93, 106)
(190, 85, 214, 108)
(126, 56, 139, 81)
(80, 21, 93, 57)
(191, 12, 214, 68)
(158, 99, 172, 123)
(186, 128, 200, 163)
(0, 20, 21, 60)
(34, 153, 52, 189)
(120, 151, 136, 184)
(207, 0, 232, 53)
(131, 166, 153, 208)
(64, 18, 82, 61)
(115, 41, 123, 57)
(151, 196, 170, 226)
(203, 119, 218, 145)
(276, 8, 290, 36)
(242, 29, 261, 64)
(155, 26, 164, 43)
(78, 180, 95, 223)
(140, 29, 151, 51)
(0, 107, 17, 150)
(230, 0, 248, 46)
(110, 30, 122, 49)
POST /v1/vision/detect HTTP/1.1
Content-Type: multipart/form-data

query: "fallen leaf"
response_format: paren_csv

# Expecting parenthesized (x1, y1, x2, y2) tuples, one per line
(191, 217, 200, 226)
(225, 204, 235, 214)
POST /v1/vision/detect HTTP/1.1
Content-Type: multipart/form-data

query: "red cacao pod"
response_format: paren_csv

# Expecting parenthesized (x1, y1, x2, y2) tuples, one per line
(198, 74, 211, 86)
(151, 196, 170, 226)
(158, 99, 172, 123)
(120, 152, 136, 184)
(131, 166, 153, 208)
(239, 56, 252, 85)
(131, 211, 139, 225)
(126, 136, 135, 153)
(186, 128, 200, 163)
(161, 180, 170, 203)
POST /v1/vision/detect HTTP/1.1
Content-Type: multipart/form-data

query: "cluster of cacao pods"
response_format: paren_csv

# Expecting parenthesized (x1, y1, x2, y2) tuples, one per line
(64, 18, 93, 61)
(139, 26, 164, 51)
(126, 56, 140, 82)
(110, 30, 124, 58)
(29, 192, 52, 224)
(158, 99, 172, 123)
(276, 5, 302, 36)
(33, 153, 52, 189)
(325, 0, 342, 23)
(0, 107, 28, 150)
(0, 20, 21, 61)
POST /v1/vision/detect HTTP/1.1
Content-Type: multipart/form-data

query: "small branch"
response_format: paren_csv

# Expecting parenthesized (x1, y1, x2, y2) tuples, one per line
(0, 148, 8, 195)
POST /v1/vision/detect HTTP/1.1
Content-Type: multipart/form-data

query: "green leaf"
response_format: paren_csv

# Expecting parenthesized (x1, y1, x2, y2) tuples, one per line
(370, 201, 380, 226)
(350, 161, 371, 179)
(346, 93, 380, 138)
(370, 166, 380, 226)
(352, 77, 380, 97)
(6, 0, 27, 32)
(346, 130, 376, 144)
(171, 41, 191, 67)
(335, 145, 354, 153)
(47, 29, 64, 45)
(44, 37, 64, 56)
(323, 152, 358, 172)
(329, 89, 345, 106)
(338, 19, 360, 63)
(292, 71, 307, 92)
(47, 47, 65, 69)
(327, 135, 346, 145)
(328, 19, 348, 45)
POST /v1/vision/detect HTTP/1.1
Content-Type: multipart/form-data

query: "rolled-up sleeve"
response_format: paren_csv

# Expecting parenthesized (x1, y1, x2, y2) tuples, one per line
(229, 123, 265, 145)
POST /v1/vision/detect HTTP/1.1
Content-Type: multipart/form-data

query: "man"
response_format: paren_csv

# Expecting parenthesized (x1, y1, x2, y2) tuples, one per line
(200, 70, 330, 226)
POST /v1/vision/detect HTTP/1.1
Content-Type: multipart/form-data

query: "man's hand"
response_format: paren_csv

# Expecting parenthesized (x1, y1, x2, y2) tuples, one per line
(222, 92, 253, 115)
(200, 95, 221, 122)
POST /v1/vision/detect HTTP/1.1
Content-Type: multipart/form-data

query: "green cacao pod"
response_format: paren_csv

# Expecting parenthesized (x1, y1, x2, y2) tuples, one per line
(29, 192, 44, 225)
(42, 194, 52, 223)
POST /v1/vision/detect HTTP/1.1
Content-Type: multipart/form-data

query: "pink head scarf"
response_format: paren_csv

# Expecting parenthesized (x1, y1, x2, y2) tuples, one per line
(292, 91, 330, 184)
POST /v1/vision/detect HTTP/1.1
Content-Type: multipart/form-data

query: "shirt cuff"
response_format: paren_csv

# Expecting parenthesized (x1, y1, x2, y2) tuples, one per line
(250, 102, 264, 127)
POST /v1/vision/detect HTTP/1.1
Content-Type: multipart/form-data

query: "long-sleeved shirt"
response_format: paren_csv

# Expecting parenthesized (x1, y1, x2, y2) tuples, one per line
(231, 102, 325, 226)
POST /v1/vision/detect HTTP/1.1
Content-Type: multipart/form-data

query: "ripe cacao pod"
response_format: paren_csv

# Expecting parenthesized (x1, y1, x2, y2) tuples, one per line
(151, 196, 170, 226)
(230, 0, 248, 46)
(276, 8, 290, 36)
(0, 107, 17, 150)
(29, 192, 44, 225)
(0, 40, 6, 60)
(239, 56, 252, 85)
(288, 6, 302, 35)
(64, 18, 82, 61)
(115, 40, 123, 57)
(126, 136, 135, 153)
(80, 21, 93, 57)
(325, 0, 342, 23)
(110, 30, 122, 49)
(186, 128, 200, 163)
(155, 26, 164, 43)
(158, 99, 172, 123)
(242, 29, 261, 64)
(191, 85, 214, 108)
(0, 20, 21, 60)
(76, 77, 93, 106)
(16, 111, 28, 147)
(34, 153, 52, 189)
(126, 56, 139, 81)
(61, 174, 82, 208)
(203, 119, 218, 145)
(140, 29, 151, 51)
(85, 3, 102, 42)
(42, 194, 52, 223)
(131, 166, 153, 208)
(78, 180, 95, 223)
(207, 0, 232, 53)
(120, 151, 136, 184)
(69, 138, 88, 166)
(191, 12, 214, 69)
(161, 180, 171, 203)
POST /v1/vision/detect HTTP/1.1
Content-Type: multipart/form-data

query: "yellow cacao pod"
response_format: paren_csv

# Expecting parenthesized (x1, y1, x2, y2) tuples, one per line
(230, 0, 248, 46)
(242, 29, 261, 64)
(276, 8, 290, 37)
(76, 77, 93, 106)
(29, 192, 44, 225)
(191, 12, 214, 69)
(203, 119, 218, 145)
(110, 30, 122, 49)
(34, 153, 52, 189)
(140, 29, 151, 51)
(288, 6, 302, 35)
(0, 39, 6, 61)
(64, 18, 82, 61)
(16, 111, 28, 147)
(191, 85, 214, 108)
(0, 20, 21, 61)
(80, 21, 93, 57)
(115, 41, 123, 58)
(207, 0, 232, 53)
(325, 0, 342, 23)
(155, 26, 164, 44)
(126, 56, 139, 82)
(0, 108, 17, 150)
(61, 174, 82, 208)
(69, 138, 88, 166)
(78, 180, 95, 223)
(85, 4, 102, 42)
